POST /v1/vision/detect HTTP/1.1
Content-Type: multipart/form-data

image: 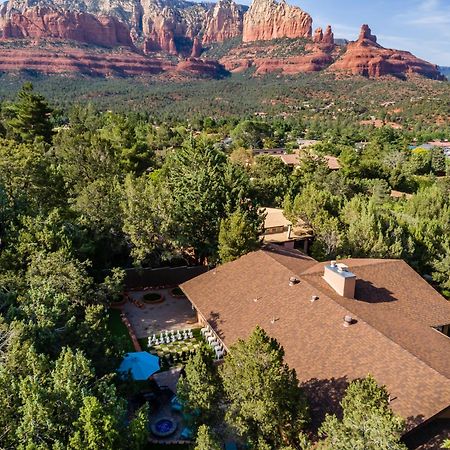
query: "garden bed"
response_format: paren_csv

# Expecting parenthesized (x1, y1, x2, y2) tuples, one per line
(142, 292, 165, 304)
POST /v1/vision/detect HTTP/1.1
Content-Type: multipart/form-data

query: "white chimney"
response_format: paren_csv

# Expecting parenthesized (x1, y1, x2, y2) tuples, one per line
(323, 262, 356, 298)
(287, 224, 292, 239)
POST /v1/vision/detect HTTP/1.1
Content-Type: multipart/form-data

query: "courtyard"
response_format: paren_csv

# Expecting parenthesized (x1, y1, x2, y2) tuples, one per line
(123, 288, 198, 339)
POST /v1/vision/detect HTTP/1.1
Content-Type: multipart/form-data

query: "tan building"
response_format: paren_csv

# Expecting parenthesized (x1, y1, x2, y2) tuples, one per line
(261, 208, 313, 251)
(182, 246, 450, 448)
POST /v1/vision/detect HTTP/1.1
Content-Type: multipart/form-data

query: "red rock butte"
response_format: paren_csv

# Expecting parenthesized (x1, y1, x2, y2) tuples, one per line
(242, 0, 312, 42)
(0, 0, 445, 79)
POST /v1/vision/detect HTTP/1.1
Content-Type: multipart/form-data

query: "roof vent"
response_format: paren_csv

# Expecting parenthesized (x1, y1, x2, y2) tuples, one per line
(311, 295, 319, 303)
(323, 262, 356, 298)
(336, 263, 349, 273)
(343, 315, 353, 327)
(289, 277, 300, 286)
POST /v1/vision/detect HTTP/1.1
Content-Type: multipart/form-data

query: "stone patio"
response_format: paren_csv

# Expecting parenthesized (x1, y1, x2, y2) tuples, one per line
(123, 288, 198, 339)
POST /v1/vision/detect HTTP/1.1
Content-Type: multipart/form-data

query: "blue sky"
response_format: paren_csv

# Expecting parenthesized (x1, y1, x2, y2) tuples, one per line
(288, 0, 450, 66)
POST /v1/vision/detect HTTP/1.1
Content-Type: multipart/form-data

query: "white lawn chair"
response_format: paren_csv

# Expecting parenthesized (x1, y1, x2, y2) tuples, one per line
(188, 329, 193, 339)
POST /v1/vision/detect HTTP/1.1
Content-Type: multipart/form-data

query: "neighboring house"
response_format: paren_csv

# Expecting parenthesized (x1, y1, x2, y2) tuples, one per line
(390, 190, 413, 200)
(410, 141, 450, 157)
(181, 245, 450, 447)
(261, 208, 313, 251)
(297, 139, 319, 149)
(261, 151, 341, 171)
(252, 148, 286, 156)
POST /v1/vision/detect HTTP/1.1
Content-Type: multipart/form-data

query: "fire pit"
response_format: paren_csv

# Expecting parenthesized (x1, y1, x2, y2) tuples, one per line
(150, 417, 177, 437)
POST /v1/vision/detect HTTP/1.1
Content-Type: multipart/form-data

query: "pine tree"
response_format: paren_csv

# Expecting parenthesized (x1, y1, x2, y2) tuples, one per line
(221, 327, 309, 448)
(194, 425, 221, 450)
(6, 83, 53, 143)
(177, 345, 221, 422)
(218, 209, 261, 263)
(318, 375, 407, 450)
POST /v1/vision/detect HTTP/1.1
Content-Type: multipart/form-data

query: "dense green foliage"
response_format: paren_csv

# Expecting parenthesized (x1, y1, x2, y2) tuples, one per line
(221, 327, 309, 448)
(0, 76, 448, 448)
(318, 376, 407, 450)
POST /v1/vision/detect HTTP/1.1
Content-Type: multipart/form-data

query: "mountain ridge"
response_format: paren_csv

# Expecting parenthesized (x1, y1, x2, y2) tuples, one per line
(0, 0, 445, 80)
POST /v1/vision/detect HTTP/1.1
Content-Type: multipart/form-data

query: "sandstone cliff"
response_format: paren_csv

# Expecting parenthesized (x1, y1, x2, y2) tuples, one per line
(330, 24, 444, 80)
(242, 0, 312, 42)
(1, 6, 134, 47)
(202, 0, 243, 45)
(0, 39, 227, 77)
(0, 0, 445, 80)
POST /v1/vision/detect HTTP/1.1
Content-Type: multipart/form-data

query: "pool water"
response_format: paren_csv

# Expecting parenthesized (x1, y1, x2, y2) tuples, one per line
(155, 419, 174, 433)
(151, 417, 177, 437)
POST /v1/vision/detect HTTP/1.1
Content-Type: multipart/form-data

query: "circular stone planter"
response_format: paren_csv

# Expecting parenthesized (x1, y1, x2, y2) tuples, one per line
(110, 297, 127, 308)
(142, 292, 164, 304)
(150, 417, 177, 437)
(170, 287, 186, 298)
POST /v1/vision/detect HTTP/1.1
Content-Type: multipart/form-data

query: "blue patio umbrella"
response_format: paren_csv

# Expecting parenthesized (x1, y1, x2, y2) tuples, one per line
(118, 352, 160, 381)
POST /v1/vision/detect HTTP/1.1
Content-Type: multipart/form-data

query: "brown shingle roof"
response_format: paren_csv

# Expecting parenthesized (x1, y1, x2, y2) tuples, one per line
(181, 247, 450, 431)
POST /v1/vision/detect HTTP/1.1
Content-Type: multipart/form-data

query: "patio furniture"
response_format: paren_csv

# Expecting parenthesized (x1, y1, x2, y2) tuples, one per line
(171, 395, 183, 412)
(201, 327, 209, 336)
(180, 427, 193, 440)
(188, 329, 193, 338)
(118, 352, 160, 380)
(215, 349, 224, 360)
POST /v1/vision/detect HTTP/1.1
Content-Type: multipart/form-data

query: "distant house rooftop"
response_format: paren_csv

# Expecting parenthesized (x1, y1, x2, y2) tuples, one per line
(390, 190, 413, 200)
(261, 208, 313, 249)
(182, 246, 450, 440)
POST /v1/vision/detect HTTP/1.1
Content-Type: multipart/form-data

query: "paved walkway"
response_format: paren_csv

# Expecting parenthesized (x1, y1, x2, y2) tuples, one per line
(123, 289, 198, 339)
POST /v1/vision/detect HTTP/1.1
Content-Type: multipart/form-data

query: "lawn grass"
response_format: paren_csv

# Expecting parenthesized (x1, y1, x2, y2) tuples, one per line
(107, 308, 135, 353)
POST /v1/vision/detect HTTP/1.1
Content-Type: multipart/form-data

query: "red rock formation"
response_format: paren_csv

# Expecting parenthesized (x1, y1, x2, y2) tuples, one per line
(191, 36, 202, 57)
(359, 24, 377, 43)
(143, 20, 178, 55)
(313, 27, 323, 44)
(202, 0, 243, 45)
(0, 40, 227, 77)
(330, 24, 444, 80)
(1, 7, 133, 48)
(177, 57, 226, 77)
(242, 0, 312, 43)
(219, 38, 339, 75)
(323, 25, 334, 45)
(313, 25, 334, 45)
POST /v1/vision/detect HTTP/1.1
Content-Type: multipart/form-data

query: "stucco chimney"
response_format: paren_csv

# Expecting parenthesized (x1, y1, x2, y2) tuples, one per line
(323, 263, 356, 298)
(287, 224, 292, 239)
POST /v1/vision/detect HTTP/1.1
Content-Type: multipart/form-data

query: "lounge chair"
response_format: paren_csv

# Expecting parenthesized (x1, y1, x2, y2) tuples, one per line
(180, 427, 193, 440)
